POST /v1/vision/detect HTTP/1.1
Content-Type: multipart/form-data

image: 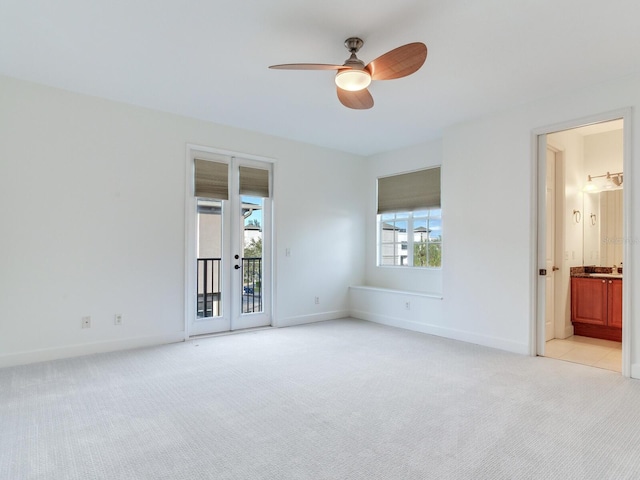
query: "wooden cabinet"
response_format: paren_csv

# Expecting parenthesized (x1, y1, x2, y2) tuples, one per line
(571, 277, 622, 341)
(608, 279, 623, 328)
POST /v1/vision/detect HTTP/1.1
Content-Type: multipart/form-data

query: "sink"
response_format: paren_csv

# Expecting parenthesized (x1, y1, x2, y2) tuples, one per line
(589, 273, 623, 278)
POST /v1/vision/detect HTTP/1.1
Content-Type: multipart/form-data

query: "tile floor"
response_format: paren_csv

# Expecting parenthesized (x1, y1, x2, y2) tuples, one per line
(545, 335, 622, 372)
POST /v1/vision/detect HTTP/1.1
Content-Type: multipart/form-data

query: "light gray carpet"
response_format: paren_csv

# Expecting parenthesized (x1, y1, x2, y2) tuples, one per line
(2, 319, 640, 479)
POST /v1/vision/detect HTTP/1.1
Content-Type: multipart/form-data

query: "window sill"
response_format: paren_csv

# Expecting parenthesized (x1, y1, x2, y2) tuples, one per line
(376, 265, 442, 271)
(350, 285, 443, 300)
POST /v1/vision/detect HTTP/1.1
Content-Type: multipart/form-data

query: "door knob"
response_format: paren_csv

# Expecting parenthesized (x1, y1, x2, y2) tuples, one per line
(234, 265, 241, 270)
(552, 266, 559, 271)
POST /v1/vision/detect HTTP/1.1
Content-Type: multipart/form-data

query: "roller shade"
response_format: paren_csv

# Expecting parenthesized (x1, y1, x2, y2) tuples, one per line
(239, 166, 270, 198)
(377, 167, 441, 214)
(194, 159, 228, 200)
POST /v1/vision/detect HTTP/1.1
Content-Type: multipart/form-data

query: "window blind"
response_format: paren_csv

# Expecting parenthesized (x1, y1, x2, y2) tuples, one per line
(377, 167, 441, 214)
(239, 166, 270, 198)
(194, 159, 229, 200)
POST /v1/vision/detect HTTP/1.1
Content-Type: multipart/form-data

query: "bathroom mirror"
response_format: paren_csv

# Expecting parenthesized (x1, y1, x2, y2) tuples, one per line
(583, 189, 623, 267)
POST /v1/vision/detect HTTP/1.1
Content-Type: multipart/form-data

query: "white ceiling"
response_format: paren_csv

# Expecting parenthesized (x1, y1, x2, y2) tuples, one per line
(1, 0, 640, 156)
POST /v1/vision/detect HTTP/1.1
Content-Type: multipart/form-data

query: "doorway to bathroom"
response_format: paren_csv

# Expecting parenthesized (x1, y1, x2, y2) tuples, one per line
(535, 112, 630, 375)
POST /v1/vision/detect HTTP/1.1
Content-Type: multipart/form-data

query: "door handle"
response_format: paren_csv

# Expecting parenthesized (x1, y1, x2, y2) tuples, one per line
(552, 266, 559, 271)
(234, 265, 241, 270)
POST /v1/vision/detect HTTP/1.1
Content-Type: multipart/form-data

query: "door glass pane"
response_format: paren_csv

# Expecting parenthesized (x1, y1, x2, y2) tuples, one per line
(197, 199, 223, 318)
(242, 196, 263, 314)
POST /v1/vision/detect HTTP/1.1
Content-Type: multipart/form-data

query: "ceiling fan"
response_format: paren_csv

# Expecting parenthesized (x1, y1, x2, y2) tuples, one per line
(269, 37, 427, 110)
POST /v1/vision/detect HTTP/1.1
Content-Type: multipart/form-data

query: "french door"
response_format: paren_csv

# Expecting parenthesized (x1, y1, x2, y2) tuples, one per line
(186, 149, 272, 336)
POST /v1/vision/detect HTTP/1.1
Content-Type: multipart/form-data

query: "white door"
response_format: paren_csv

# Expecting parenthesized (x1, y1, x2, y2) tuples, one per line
(187, 151, 272, 336)
(544, 147, 556, 341)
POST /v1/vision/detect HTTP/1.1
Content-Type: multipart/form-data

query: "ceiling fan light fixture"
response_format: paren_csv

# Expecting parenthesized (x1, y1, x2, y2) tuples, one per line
(335, 69, 371, 92)
(269, 38, 427, 109)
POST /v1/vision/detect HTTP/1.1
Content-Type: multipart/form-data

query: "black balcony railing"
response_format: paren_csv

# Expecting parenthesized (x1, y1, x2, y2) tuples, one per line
(197, 258, 222, 318)
(197, 257, 262, 317)
(242, 257, 262, 313)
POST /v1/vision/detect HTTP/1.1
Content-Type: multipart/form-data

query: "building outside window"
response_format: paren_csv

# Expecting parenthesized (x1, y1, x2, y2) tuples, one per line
(379, 209, 441, 267)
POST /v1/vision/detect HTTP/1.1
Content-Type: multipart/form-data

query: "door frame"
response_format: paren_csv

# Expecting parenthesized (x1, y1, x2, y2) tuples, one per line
(531, 108, 632, 377)
(184, 144, 276, 338)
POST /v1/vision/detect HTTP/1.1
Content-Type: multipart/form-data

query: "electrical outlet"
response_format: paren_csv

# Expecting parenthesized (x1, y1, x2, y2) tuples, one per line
(81, 316, 91, 329)
(314, 296, 320, 304)
(114, 314, 123, 326)
(405, 301, 411, 310)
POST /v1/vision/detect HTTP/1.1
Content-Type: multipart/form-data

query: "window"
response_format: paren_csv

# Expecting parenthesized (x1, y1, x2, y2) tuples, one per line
(377, 167, 441, 268)
(379, 209, 442, 267)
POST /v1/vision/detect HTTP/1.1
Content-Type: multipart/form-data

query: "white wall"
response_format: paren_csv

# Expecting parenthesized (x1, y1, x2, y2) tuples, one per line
(273, 138, 367, 326)
(548, 129, 584, 269)
(442, 74, 638, 367)
(364, 140, 443, 294)
(441, 115, 535, 353)
(349, 141, 444, 335)
(3, 71, 639, 376)
(584, 129, 624, 176)
(360, 74, 638, 366)
(0, 75, 367, 366)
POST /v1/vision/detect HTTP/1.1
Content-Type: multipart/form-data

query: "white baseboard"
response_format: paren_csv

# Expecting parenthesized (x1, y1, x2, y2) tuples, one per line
(350, 309, 530, 355)
(276, 310, 349, 328)
(0, 332, 185, 369)
(630, 363, 640, 380)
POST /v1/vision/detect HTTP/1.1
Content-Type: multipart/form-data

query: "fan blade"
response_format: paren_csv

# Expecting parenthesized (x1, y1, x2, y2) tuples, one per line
(269, 63, 350, 70)
(366, 42, 427, 81)
(337, 87, 374, 110)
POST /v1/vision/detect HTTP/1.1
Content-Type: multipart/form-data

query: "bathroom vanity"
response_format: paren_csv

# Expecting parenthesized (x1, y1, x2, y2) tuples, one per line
(571, 272, 622, 341)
